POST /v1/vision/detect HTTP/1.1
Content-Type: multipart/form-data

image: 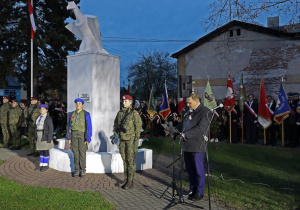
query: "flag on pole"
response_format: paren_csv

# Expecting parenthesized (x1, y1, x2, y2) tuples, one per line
(159, 82, 171, 120)
(28, 0, 36, 39)
(148, 87, 156, 112)
(239, 73, 246, 112)
(224, 74, 235, 112)
(203, 80, 217, 109)
(274, 83, 290, 124)
(258, 78, 272, 129)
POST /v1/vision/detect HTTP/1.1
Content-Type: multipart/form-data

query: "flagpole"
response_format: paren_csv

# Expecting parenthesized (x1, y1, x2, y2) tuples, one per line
(264, 128, 266, 145)
(241, 112, 244, 144)
(30, 0, 34, 98)
(282, 121, 284, 147)
(229, 112, 232, 144)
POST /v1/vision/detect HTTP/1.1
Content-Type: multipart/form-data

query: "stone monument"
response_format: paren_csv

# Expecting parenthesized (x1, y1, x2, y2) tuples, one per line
(66, 1, 119, 152)
(49, 2, 153, 173)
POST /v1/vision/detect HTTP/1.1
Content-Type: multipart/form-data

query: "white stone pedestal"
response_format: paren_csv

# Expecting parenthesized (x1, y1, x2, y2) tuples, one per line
(49, 145, 153, 173)
(67, 53, 120, 153)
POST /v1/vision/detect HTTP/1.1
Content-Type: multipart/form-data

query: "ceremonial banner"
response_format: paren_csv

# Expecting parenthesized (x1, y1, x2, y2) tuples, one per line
(224, 74, 235, 112)
(147, 87, 157, 121)
(239, 73, 246, 112)
(159, 82, 171, 120)
(203, 80, 217, 110)
(258, 78, 272, 129)
(148, 87, 156, 112)
(274, 83, 290, 124)
(28, 0, 36, 39)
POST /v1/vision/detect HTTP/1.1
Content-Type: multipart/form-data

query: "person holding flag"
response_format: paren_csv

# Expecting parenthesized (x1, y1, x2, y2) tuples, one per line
(244, 94, 258, 144)
(265, 95, 277, 146)
(257, 78, 272, 145)
(284, 93, 298, 147)
(239, 73, 247, 144)
(273, 83, 290, 146)
(224, 74, 235, 143)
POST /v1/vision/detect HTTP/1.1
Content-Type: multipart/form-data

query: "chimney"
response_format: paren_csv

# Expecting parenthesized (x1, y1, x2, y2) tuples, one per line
(267, 16, 279, 29)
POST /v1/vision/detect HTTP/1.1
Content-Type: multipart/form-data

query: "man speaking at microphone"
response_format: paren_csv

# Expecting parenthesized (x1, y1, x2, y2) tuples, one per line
(176, 93, 212, 201)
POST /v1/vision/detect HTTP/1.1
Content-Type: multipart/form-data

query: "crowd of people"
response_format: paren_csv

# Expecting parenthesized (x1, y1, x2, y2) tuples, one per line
(131, 92, 300, 148)
(0, 97, 68, 154)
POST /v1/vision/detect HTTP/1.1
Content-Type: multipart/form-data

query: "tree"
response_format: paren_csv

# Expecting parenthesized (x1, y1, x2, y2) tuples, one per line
(0, 0, 17, 88)
(1, 0, 80, 99)
(127, 51, 177, 100)
(202, 0, 300, 31)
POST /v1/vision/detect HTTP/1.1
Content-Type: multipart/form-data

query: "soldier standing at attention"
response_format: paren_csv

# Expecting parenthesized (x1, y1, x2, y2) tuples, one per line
(0, 96, 11, 148)
(66, 98, 92, 178)
(8, 99, 24, 150)
(113, 95, 142, 190)
(26, 97, 40, 156)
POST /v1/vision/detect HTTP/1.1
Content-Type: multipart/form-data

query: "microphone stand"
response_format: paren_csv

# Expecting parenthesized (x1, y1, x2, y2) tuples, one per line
(202, 108, 217, 210)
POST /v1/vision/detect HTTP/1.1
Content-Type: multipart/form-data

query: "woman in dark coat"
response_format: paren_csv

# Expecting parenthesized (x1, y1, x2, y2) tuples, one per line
(34, 104, 54, 172)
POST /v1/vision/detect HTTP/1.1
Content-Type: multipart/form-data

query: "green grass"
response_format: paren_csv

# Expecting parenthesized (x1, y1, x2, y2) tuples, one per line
(142, 137, 300, 209)
(0, 176, 114, 209)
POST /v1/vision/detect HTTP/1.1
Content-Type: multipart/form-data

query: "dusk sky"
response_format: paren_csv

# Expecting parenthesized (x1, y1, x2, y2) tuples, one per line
(76, 0, 286, 86)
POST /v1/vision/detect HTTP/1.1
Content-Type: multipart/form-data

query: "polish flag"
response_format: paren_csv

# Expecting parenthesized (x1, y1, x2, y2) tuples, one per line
(224, 74, 235, 113)
(178, 98, 186, 115)
(28, 0, 36, 39)
(258, 78, 272, 129)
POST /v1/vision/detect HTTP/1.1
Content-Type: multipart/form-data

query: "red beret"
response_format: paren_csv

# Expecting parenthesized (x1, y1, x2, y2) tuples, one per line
(12, 99, 18, 103)
(122, 95, 133, 100)
(31, 96, 38, 100)
(3, 96, 9, 100)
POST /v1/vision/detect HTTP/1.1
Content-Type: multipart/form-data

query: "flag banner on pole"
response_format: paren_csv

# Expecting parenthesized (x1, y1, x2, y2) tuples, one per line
(239, 73, 246, 112)
(203, 80, 217, 110)
(224, 74, 235, 113)
(297, 100, 300, 114)
(148, 87, 156, 112)
(258, 78, 272, 129)
(159, 82, 171, 120)
(28, 0, 36, 39)
(274, 83, 290, 124)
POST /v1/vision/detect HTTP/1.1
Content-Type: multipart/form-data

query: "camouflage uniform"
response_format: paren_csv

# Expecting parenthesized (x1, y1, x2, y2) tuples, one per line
(114, 107, 142, 184)
(8, 105, 24, 148)
(27, 104, 40, 153)
(0, 102, 10, 147)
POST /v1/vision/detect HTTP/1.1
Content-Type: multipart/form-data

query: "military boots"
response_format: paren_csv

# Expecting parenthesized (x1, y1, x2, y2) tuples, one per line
(122, 180, 133, 190)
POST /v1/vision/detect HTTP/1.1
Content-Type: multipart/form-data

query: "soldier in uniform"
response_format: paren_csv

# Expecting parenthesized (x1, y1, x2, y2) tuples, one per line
(66, 98, 92, 178)
(26, 97, 41, 156)
(113, 95, 142, 190)
(8, 99, 24, 150)
(0, 96, 11, 148)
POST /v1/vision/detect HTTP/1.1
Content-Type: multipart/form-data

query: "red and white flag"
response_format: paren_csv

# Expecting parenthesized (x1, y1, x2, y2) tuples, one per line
(258, 78, 272, 129)
(28, 0, 36, 39)
(178, 97, 186, 122)
(224, 74, 235, 113)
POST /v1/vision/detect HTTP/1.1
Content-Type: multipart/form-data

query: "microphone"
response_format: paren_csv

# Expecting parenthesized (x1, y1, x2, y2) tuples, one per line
(211, 103, 223, 112)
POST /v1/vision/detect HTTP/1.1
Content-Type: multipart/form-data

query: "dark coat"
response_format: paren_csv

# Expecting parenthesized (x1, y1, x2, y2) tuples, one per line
(176, 103, 212, 153)
(34, 115, 54, 143)
(244, 101, 258, 123)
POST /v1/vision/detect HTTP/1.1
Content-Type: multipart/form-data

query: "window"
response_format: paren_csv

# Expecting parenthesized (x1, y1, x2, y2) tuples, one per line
(237, 29, 241, 36)
(229, 30, 233, 37)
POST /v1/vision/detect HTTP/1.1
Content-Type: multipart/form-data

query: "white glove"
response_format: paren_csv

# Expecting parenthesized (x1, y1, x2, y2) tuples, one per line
(296, 122, 300, 126)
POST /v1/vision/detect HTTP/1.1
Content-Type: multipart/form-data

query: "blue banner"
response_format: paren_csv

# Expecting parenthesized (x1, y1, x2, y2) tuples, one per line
(274, 83, 290, 124)
(159, 83, 171, 120)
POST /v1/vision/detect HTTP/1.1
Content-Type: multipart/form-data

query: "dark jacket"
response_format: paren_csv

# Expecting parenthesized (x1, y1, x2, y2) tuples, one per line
(176, 103, 212, 153)
(65, 110, 92, 143)
(244, 101, 258, 123)
(34, 115, 54, 143)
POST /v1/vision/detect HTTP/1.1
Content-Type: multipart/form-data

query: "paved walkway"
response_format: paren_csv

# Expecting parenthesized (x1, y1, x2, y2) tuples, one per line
(0, 148, 224, 209)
